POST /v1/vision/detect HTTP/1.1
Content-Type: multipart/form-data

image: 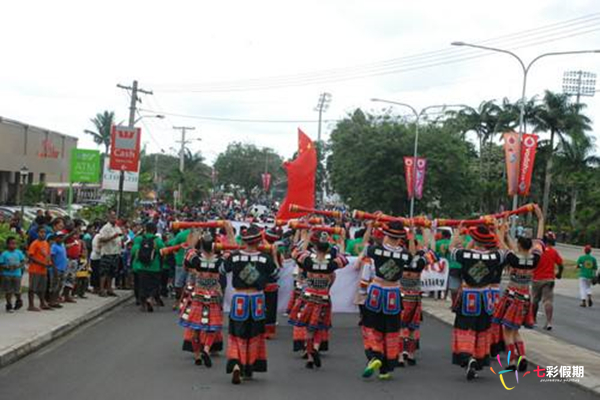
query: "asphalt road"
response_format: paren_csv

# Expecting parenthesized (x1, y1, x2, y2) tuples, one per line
(534, 293, 600, 353)
(0, 302, 596, 400)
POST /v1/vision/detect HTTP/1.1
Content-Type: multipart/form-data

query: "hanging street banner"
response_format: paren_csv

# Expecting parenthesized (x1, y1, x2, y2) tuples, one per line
(503, 132, 520, 196)
(109, 125, 141, 172)
(517, 133, 539, 196)
(102, 159, 139, 192)
(70, 149, 100, 183)
(261, 172, 272, 192)
(404, 157, 415, 198)
(404, 157, 427, 199)
(415, 157, 427, 200)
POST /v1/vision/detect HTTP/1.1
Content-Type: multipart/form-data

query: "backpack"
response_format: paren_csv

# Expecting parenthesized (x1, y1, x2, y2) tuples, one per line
(138, 236, 156, 265)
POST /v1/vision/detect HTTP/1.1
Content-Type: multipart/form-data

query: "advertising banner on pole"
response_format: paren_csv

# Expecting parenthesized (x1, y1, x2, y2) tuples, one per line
(109, 125, 141, 172)
(404, 156, 415, 199)
(517, 133, 538, 196)
(503, 132, 520, 196)
(415, 157, 427, 200)
(70, 149, 100, 183)
(261, 172, 272, 192)
(102, 160, 139, 192)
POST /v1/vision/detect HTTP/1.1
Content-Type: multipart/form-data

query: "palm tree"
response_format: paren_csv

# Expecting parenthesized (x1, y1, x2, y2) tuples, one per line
(84, 111, 115, 154)
(533, 91, 591, 219)
(555, 133, 599, 226)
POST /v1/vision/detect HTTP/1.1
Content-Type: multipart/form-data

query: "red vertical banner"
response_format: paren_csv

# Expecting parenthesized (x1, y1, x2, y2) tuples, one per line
(261, 172, 272, 192)
(403, 157, 415, 199)
(503, 132, 520, 196)
(517, 134, 538, 196)
(415, 157, 427, 200)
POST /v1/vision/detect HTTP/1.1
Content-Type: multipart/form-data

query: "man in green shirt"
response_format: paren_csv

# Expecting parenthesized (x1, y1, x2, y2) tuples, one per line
(577, 245, 598, 308)
(169, 229, 190, 309)
(132, 222, 165, 312)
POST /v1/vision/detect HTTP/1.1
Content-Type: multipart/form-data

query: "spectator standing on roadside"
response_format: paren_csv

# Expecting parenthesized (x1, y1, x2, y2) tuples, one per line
(49, 231, 68, 308)
(532, 232, 564, 331)
(27, 226, 52, 311)
(577, 245, 598, 308)
(132, 222, 165, 312)
(90, 228, 102, 294)
(97, 211, 123, 297)
(63, 220, 84, 303)
(1, 237, 26, 313)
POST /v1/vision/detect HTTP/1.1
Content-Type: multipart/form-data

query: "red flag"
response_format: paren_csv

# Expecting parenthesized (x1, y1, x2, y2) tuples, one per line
(403, 157, 415, 199)
(517, 134, 538, 196)
(503, 132, 520, 196)
(277, 129, 317, 220)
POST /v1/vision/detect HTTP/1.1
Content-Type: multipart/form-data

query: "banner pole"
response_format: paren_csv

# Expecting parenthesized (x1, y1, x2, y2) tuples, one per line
(68, 182, 73, 218)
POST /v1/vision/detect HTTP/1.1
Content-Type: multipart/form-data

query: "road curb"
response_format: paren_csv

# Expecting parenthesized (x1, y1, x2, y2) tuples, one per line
(422, 300, 600, 397)
(0, 293, 133, 369)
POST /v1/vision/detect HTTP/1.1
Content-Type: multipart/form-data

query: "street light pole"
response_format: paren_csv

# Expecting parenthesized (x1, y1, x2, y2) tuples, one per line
(173, 126, 196, 210)
(19, 166, 29, 216)
(451, 42, 600, 223)
(371, 99, 468, 218)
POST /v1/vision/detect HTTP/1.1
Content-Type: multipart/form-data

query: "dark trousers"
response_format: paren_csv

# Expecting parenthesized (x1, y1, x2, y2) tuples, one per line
(91, 259, 101, 289)
(133, 271, 140, 303)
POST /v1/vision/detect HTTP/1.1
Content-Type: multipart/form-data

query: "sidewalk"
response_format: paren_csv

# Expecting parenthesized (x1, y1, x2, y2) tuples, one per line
(422, 298, 600, 395)
(0, 290, 133, 368)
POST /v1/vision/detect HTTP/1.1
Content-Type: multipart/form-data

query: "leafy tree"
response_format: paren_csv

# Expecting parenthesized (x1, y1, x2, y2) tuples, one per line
(327, 109, 478, 216)
(84, 111, 115, 154)
(533, 91, 591, 218)
(213, 142, 284, 199)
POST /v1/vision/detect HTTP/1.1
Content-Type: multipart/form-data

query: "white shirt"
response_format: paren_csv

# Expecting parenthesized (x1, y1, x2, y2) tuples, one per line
(91, 234, 102, 261)
(98, 223, 122, 256)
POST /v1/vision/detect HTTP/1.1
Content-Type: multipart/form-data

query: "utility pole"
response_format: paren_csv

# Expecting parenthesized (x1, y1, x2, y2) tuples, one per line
(116, 80, 153, 218)
(173, 126, 196, 210)
(314, 92, 332, 205)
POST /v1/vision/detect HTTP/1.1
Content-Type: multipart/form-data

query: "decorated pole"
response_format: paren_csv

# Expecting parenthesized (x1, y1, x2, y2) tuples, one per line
(289, 204, 344, 219)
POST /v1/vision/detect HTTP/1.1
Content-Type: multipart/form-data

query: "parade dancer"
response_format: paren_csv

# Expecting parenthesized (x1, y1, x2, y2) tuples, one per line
(179, 231, 225, 368)
(289, 230, 348, 369)
(450, 223, 506, 380)
(361, 221, 416, 380)
(493, 206, 544, 372)
(400, 230, 434, 366)
(263, 227, 284, 339)
(222, 225, 277, 384)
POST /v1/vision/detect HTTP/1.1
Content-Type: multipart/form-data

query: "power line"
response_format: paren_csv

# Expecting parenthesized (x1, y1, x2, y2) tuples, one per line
(138, 108, 339, 123)
(152, 15, 600, 93)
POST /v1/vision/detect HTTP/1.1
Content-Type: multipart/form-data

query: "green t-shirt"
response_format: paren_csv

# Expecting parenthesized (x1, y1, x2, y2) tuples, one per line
(132, 234, 165, 273)
(577, 254, 598, 279)
(436, 238, 461, 270)
(168, 229, 190, 267)
(346, 238, 365, 257)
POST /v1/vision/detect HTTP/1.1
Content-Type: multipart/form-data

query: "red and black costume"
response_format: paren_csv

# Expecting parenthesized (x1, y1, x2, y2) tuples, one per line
(361, 241, 412, 375)
(492, 247, 541, 359)
(400, 249, 432, 364)
(179, 248, 225, 366)
(264, 228, 283, 339)
(222, 241, 277, 383)
(289, 243, 348, 368)
(451, 244, 507, 375)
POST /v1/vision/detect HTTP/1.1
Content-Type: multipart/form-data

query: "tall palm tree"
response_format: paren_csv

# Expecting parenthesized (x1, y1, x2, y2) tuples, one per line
(84, 111, 115, 154)
(533, 91, 591, 219)
(555, 133, 599, 225)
